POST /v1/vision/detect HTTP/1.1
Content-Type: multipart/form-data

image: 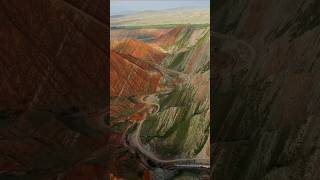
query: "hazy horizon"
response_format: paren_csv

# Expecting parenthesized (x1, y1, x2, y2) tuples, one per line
(110, 0, 210, 15)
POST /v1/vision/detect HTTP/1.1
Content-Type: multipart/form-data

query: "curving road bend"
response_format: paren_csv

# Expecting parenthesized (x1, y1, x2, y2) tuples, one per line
(123, 91, 210, 170)
(130, 121, 210, 169)
(121, 32, 256, 171)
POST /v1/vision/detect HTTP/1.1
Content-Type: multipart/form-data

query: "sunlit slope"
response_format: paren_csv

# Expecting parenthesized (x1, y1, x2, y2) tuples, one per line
(112, 39, 167, 63)
(160, 26, 210, 73)
(110, 50, 162, 97)
(140, 26, 210, 159)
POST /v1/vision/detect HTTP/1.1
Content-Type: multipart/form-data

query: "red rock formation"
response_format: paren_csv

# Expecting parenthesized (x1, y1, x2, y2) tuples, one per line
(61, 164, 107, 180)
(110, 50, 161, 97)
(154, 26, 184, 47)
(117, 53, 161, 72)
(143, 170, 151, 180)
(112, 39, 167, 64)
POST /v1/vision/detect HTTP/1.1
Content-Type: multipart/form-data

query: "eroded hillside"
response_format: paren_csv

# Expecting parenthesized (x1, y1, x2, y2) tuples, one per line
(213, 0, 320, 179)
(110, 24, 210, 179)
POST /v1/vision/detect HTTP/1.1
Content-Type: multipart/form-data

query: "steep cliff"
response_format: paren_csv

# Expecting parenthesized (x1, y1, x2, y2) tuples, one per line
(212, 0, 320, 179)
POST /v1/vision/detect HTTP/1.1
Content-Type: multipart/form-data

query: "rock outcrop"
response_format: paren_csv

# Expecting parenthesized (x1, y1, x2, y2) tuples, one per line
(155, 26, 185, 47)
(112, 39, 167, 64)
(110, 50, 161, 97)
(212, 0, 320, 179)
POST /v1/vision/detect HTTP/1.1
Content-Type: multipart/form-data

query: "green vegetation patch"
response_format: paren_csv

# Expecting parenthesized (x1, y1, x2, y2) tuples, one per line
(113, 121, 129, 132)
(111, 24, 209, 30)
(138, 25, 210, 159)
(140, 83, 210, 159)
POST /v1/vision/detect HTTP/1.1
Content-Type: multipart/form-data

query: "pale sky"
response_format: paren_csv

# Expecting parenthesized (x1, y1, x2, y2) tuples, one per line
(110, 0, 210, 15)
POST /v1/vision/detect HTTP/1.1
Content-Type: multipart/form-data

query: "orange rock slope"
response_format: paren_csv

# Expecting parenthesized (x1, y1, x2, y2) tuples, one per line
(110, 50, 161, 97)
(154, 26, 184, 47)
(111, 39, 167, 64)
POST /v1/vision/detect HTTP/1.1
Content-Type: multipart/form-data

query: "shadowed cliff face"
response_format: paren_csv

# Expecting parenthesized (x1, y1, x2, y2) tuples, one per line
(0, 0, 146, 179)
(212, 0, 320, 179)
(0, 0, 108, 112)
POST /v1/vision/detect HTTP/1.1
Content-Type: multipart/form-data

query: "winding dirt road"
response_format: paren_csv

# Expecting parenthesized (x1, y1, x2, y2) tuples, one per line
(123, 90, 210, 170)
(121, 31, 256, 171)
